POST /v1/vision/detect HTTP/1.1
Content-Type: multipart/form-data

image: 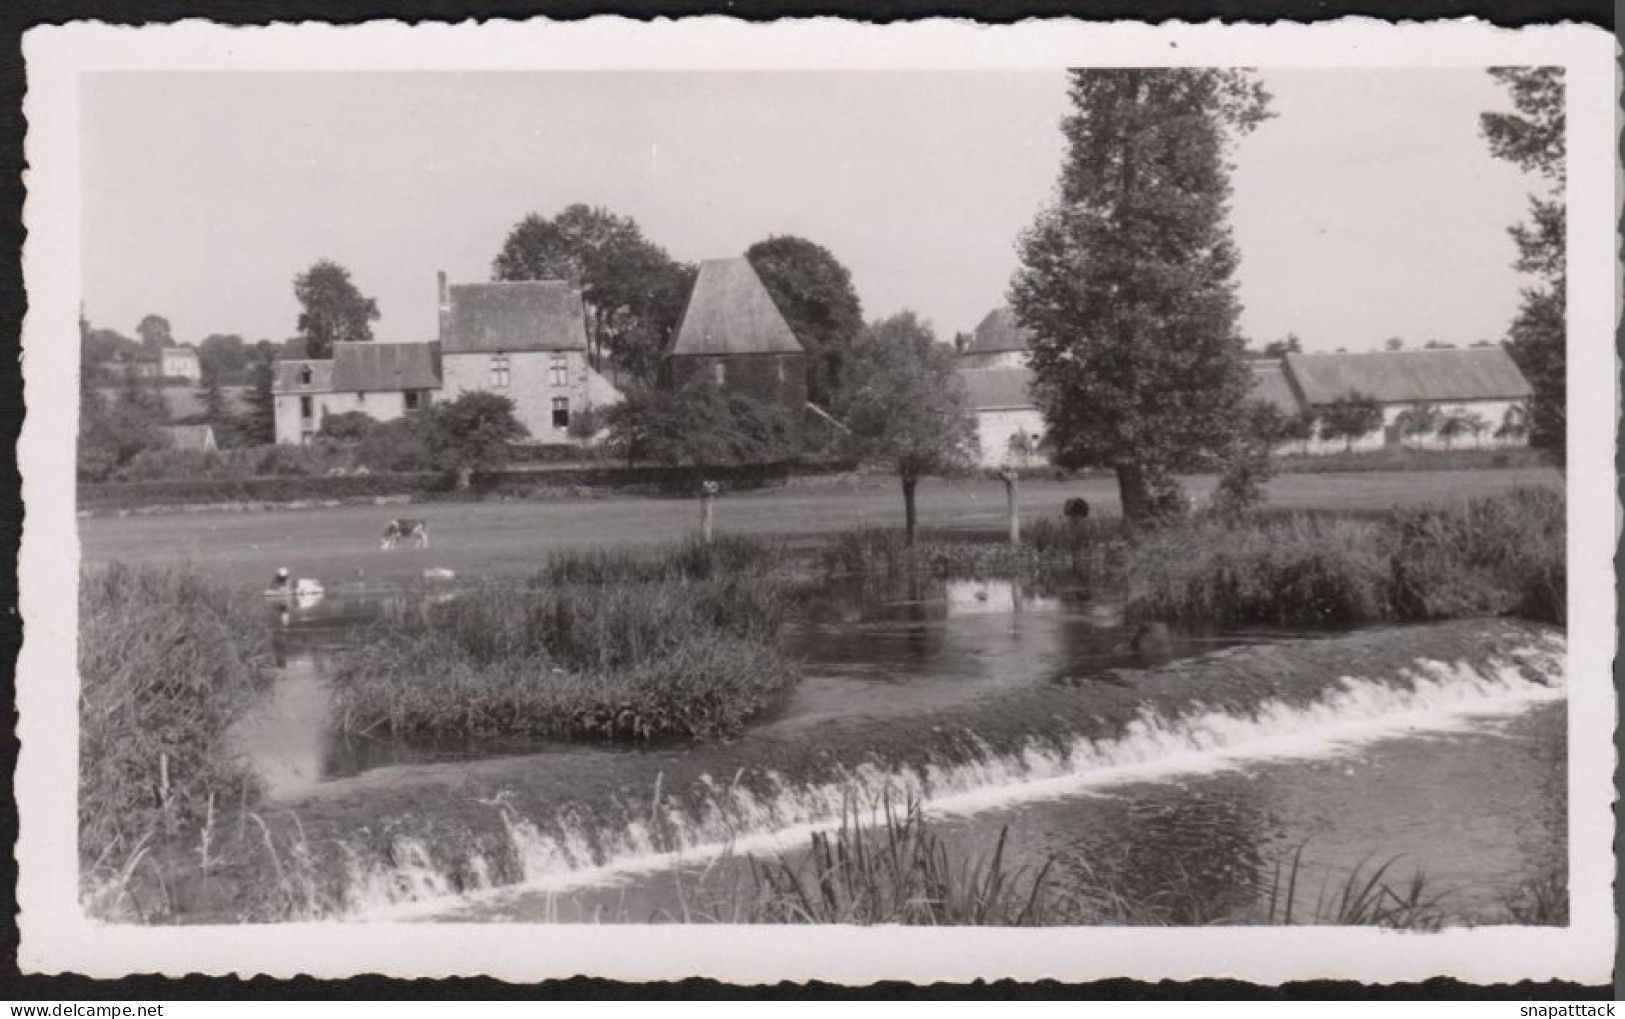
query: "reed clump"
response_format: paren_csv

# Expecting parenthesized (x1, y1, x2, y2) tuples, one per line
(536, 533, 785, 586)
(1125, 488, 1566, 627)
(329, 575, 798, 742)
(78, 563, 275, 865)
(817, 518, 1124, 582)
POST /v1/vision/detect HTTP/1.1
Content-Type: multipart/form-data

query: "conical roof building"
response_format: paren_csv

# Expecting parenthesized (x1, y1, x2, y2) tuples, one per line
(663, 258, 808, 410)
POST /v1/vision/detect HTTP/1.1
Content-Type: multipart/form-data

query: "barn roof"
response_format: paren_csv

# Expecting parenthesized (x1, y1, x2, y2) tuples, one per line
(160, 424, 215, 452)
(668, 258, 805, 357)
(963, 307, 1032, 356)
(331, 341, 442, 392)
(443, 280, 588, 354)
(274, 359, 333, 393)
(961, 368, 1036, 411)
(1248, 360, 1305, 415)
(1285, 348, 1532, 405)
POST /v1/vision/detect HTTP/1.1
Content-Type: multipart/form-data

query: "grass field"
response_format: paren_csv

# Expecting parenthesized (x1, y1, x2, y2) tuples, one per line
(77, 468, 1562, 589)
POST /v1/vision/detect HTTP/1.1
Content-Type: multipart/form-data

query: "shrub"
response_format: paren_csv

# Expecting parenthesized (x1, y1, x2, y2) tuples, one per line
(1126, 515, 1387, 627)
(317, 410, 380, 442)
(1125, 489, 1566, 627)
(1383, 486, 1565, 624)
(329, 575, 797, 742)
(78, 564, 275, 859)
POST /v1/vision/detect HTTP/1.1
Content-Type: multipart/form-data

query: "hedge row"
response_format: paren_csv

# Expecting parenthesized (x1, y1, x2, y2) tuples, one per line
(78, 462, 806, 510)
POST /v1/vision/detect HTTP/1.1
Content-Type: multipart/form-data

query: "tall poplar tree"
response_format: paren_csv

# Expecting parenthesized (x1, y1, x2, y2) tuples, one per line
(294, 260, 380, 360)
(1010, 69, 1271, 522)
(1481, 67, 1565, 463)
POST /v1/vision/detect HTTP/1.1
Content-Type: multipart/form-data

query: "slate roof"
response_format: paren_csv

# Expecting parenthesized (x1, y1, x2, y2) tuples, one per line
(962, 307, 1032, 356)
(1285, 348, 1532, 406)
(331, 341, 442, 392)
(443, 281, 588, 354)
(668, 258, 805, 357)
(961, 368, 1037, 411)
(274, 360, 334, 393)
(1248, 360, 1305, 415)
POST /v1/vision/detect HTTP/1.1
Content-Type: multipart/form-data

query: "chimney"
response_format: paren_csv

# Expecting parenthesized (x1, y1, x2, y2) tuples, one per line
(436, 271, 450, 341)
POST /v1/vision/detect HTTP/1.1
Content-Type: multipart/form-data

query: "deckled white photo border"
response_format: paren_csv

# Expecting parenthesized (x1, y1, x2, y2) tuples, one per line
(16, 16, 1618, 985)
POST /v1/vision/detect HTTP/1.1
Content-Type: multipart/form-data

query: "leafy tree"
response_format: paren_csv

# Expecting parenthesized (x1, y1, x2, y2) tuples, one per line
(1385, 337, 1405, 352)
(604, 380, 796, 470)
(1496, 403, 1531, 443)
(196, 358, 228, 422)
(1482, 67, 1565, 462)
(243, 344, 278, 445)
(745, 235, 865, 404)
(1010, 69, 1271, 523)
(832, 312, 975, 546)
(1317, 391, 1383, 452)
(1261, 333, 1303, 357)
(1423, 339, 1457, 350)
(492, 204, 693, 379)
(1395, 404, 1442, 448)
(294, 259, 380, 359)
(1211, 401, 1284, 521)
(423, 391, 529, 479)
(1278, 408, 1319, 454)
(197, 333, 250, 384)
(135, 314, 173, 355)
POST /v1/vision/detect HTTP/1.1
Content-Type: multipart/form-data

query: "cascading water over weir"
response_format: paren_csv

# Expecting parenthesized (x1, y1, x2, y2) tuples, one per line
(223, 618, 1565, 923)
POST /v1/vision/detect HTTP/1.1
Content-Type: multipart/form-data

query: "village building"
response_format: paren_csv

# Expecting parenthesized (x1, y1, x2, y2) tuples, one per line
(959, 307, 1032, 370)
(273, 341, 440, 445)
(438, 273, 619, 442)
(160, 346, 201, 382)
(1277, 348, 1533, 453)
(159, 423, 217, 453)
(662, 258, 809, 412)
(957, 307, 1048, 467)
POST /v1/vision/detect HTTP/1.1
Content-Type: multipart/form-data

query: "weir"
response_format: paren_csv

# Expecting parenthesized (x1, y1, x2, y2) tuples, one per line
(245, 617, 1565, 922)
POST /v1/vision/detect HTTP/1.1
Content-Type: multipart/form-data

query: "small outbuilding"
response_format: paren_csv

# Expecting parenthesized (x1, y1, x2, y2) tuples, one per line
(662, 258, 808, 413)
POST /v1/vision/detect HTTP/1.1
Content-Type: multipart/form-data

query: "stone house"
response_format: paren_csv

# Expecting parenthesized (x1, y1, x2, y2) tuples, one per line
(273, 341, 440, 445)
(437, 273, 618, 443)
(957, 306, 1048, 467)
(662, 258, 808, 413)
(160, 346, 201, 383)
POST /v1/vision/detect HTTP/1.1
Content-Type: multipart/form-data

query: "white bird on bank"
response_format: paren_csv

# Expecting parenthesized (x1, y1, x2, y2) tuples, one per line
(266, 567, 324, 598)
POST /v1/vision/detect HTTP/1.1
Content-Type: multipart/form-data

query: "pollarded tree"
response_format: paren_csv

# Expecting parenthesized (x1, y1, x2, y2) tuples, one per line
(294, 260, 379, 359)
(1010, 69, 1272, 523)
(1482, 67, 1565, 463)
(1395, 404, 1442, 449)
(745, 235, 865, 405)
(1317, 391, 1383, 453)
(833, 312, 976, 546)
(492, 204, 693, 380)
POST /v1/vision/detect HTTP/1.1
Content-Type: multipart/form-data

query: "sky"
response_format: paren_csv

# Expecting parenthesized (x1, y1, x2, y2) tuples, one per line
(79, 69, 1547, 353)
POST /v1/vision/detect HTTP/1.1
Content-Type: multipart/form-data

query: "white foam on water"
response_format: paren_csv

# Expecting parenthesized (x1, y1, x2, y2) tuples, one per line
(349, 639, 1565, 922)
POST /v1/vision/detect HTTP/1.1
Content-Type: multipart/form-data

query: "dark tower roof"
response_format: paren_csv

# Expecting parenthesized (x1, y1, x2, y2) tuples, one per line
(962, 307, 1032, 356)
(668, 258, 805, 357)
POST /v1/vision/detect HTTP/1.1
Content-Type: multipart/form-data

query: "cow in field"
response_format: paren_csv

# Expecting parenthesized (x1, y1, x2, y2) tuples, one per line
(380, 518, 430, 550)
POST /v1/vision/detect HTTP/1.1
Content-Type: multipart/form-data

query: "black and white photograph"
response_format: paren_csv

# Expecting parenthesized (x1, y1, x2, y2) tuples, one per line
(15, 18, 1616, 986)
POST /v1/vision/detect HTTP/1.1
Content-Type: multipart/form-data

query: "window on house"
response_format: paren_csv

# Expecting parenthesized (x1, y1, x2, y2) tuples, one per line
(298, 366, 313, 386)
(550, 354, 568, 387)
(491, 354, 511, 388)
(713, 361, 727, 386)
(404, 390, 421, 411)
(357, 391, 366, 403)
(552, 396, 570, 429)
(300, 395, 313, 420)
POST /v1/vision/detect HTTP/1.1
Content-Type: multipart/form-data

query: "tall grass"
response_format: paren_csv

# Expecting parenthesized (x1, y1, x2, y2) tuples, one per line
(535, 533, 785, 586)
(817, 518, 1123, 583)
(329, 575, 798, 742)
(79, 564, 275, 862)
(1126, 488, 1565, 627)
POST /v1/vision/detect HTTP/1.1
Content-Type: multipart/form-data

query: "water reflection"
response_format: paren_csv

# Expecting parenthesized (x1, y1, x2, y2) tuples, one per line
(237, 573, 1152, 795)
